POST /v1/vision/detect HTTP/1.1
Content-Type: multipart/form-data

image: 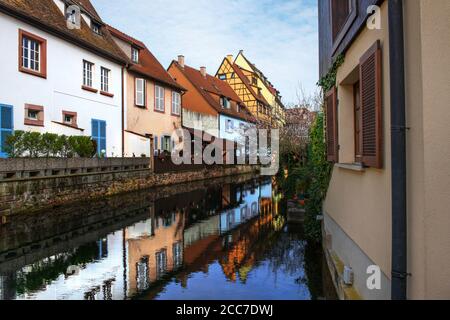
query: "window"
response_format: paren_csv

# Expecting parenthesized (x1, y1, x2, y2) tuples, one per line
(155, 85, 165, 112)
(83, 60, 94, 88)
(131, 47, 139, 63)
(135, 78, 146, 107)
(19, 30, 47, 78)
(62, 111, 77, 127)
(331, 0, 357, 50)
(136, 256, 149, 292)
(92, 23, 101, 35)
(0, 104, 13, 158)
(101, 67, 110, 93)
(171, 91, 181, 115)
(24, 104, 44, 127)
(162, 136, 171, 152)
(155, 249, 167, 279)
(237, 104, 241, 113)
(226, 119, 234, 133)
(218, 74, 226, 80)
(92, 119, 107, 156)
(220, 97, 230, 109)
(173, 242, 183, 270)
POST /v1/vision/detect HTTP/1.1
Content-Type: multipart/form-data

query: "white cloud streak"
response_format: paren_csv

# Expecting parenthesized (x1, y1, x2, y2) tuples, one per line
(92, 0, 318, 104)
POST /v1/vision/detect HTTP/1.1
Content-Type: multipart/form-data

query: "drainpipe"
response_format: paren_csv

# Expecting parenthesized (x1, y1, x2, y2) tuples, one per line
(121, 66, 125, 157)
(389, 0, 408, 300)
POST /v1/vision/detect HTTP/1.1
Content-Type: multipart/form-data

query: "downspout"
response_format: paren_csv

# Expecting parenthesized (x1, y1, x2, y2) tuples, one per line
(389, 0, 408, 300)
(121, 66, 125, 157)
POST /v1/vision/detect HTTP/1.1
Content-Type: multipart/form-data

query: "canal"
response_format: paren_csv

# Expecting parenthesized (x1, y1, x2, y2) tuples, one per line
(0, 174, 336, 300)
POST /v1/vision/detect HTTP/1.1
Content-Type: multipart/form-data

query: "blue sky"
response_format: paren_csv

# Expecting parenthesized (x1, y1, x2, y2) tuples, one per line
(92, 0, 318, 105)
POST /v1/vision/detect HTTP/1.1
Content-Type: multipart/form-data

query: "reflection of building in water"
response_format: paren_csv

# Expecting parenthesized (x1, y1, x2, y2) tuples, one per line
(219, 205, 275, 283)
(126, 202, 185, 297)
(0, 179, 276, 300)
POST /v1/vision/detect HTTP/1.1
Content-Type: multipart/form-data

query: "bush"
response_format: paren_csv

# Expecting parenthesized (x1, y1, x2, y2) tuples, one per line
(5, 131, 97, 158)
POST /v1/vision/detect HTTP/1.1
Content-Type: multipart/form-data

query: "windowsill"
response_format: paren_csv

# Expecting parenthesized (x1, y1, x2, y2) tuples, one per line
(24, 119, 44, 127)
(100, 91, 114, 98)
(135, 104, 147, 109)
(154, 109, 166, 114)
(171, 113, 181, 117)
(82, 85, 98, 93)
(19, 67, 46, 79)
(335, 163, 365, 172)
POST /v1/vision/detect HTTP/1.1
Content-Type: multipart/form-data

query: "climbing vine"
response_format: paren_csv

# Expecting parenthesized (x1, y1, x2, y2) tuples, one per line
(301, 55, 344, 242)
(316, 54, 344, 92)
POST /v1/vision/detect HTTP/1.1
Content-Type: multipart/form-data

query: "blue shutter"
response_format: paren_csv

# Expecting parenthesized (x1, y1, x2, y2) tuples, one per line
(0, 104, 14, 158)
(154, 136, 158, 151)
(161, 136, 164, 151)
(92, 119, 107, 157)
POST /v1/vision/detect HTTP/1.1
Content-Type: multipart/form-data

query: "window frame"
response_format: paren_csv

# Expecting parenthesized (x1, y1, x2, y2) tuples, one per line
(131, 47, 139, 64)
(154, 85, 165, 113)
(18, 29, 47, 79)
(353, 81, 362, 162)
(62, 110, 78, 128)
(82, 60, 97, 92)
(330, 0, 357, 55)
(171, 91, 181, 116)
(100, 67, 113, 96)
(135, 78, 146, 107)
(24, 104, 44, 127)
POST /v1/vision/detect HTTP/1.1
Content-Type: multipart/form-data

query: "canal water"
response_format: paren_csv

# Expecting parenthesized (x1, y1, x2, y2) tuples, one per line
(0, 175, 336, 300)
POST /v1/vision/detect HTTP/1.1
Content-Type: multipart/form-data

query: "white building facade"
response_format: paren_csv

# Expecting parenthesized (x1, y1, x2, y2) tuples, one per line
(0, 0, 126, 157)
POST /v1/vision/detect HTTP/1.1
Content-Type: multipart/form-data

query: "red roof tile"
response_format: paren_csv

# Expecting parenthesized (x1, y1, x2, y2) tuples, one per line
(0, 0, 127, 64)
(173, 62, 256, 123)
(107, 25, 185, 91)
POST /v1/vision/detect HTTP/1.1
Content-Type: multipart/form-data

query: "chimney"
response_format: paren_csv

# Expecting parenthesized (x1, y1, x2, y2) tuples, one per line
(178, 55, 185, 68)
(226, 54, 233, 62)
(200, 66, 207, 78)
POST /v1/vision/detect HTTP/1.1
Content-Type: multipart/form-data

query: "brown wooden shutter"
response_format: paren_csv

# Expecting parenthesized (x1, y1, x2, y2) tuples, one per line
(359, 40, 383, 168)
(326, 87, 338, 163)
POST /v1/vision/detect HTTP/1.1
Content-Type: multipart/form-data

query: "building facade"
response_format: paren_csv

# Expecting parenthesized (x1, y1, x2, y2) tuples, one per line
(107, 26, 185, 157)
(216, 55, 272, 126)
(0, 0, 127, 157)
(233, 51, 286, 128)
(168, 56, 255, 142)
(319, 0, 450, 299)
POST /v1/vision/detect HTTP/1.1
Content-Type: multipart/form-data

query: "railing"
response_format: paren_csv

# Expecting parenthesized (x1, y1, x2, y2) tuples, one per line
(0, 158, 151, 181)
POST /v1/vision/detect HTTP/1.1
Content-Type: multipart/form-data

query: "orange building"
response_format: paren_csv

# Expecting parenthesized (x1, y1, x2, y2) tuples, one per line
(168, 56, 255, 139)
(107, 26, 185, 156)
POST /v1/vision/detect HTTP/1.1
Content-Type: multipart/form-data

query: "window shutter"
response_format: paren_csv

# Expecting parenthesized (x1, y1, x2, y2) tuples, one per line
(325, 87, 338, 163)
(359, 40, 383, 168)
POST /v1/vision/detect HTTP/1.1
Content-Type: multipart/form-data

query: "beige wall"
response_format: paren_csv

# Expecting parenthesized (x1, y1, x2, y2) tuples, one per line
(324, 1, 392, 279)
(324, 0, 450, 299)
(126, 71, 181, 145)
(404, 0, 450, 299)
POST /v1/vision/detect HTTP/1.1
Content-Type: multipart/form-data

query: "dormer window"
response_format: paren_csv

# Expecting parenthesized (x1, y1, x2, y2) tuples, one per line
(220, 97, 230, 109)
(92, 22, 101, 35)
(132, 47, 139, 63)
(218, 74, 226, 80)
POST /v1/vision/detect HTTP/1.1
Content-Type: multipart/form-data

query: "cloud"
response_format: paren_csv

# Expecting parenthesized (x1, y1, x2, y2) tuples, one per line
(92, 0, 318, 104)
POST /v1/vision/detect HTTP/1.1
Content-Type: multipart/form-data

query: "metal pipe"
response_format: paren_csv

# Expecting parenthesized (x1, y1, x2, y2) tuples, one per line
(388, 0, 408, 300)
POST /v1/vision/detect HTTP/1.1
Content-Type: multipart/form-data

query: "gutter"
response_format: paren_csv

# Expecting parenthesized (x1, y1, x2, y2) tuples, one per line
(388, 0, 408, 300)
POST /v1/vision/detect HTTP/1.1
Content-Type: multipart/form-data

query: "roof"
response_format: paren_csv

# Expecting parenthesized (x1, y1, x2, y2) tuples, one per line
(228, 62, 270, 107)
(72, 0, 100, 21)
(172, 61, 256, 123)
(107, 25, 185, 91)
(0, 0, 127, 64)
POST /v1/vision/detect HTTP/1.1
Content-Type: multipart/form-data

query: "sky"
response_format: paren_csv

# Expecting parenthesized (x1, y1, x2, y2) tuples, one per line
(92, 0, 319, 106)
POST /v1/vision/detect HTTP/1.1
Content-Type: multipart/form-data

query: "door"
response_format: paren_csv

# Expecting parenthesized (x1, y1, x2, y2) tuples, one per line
(0, 104, 14, 158)
(91, 119, 106, 156)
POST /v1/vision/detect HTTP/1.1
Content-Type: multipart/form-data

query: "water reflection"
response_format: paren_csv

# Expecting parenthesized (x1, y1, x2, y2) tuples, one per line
(0, 176, 335, 300)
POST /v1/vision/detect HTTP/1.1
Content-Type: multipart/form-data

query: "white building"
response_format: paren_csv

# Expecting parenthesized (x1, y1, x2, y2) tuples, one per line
(0, 0, 127, 157)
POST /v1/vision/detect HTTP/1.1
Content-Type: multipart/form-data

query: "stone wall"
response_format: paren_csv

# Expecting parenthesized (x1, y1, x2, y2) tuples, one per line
(0, 158, 258, 220)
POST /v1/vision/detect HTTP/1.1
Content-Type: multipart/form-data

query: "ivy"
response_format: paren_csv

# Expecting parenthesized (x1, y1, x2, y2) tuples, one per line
(317, 54, 344, 92)
(303, 113, 332, 242)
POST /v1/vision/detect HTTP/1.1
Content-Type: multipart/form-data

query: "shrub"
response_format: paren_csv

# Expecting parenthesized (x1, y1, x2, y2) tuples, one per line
(4, 131, 96, 158)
